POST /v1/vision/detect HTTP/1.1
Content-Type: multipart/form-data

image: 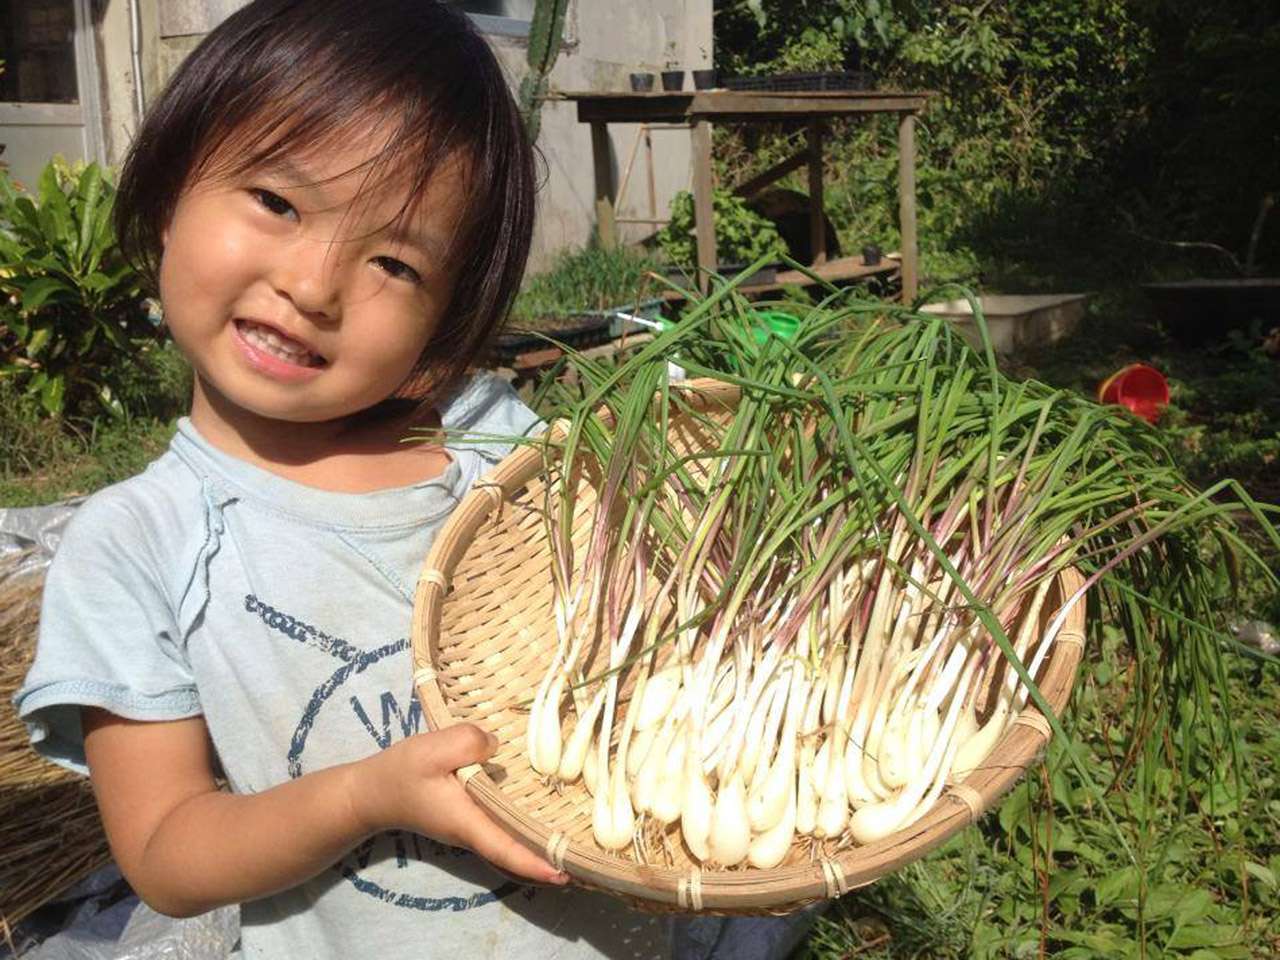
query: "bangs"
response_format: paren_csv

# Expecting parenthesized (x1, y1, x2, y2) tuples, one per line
(115, 0, 535, 405)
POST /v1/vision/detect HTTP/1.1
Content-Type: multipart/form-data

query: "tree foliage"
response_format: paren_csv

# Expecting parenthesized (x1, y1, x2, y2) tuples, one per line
(713, 0, 1280, 281)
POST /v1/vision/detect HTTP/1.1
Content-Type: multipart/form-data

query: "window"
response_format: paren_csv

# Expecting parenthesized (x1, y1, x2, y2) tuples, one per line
(452, 0, 535, 38)
(456, 0, 535, 17)
(0, 0, 79, 104)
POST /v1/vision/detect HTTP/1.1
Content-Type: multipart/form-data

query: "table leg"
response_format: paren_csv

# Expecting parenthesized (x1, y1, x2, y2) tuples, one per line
(897, 112, 918, 302)
(691, 117, 715, 294)
(807, 119, 826, 265)
(591, 121, 617, 249)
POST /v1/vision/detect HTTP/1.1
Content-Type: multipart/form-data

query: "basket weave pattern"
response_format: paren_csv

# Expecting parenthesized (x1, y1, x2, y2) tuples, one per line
(412, 383, 1085, 913)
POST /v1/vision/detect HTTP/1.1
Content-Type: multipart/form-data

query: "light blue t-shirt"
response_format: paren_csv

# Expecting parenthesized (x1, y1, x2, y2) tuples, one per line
(15, 373, 668, 959)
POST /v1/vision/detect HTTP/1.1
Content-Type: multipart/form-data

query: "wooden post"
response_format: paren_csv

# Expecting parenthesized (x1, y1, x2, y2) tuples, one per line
(897, 111, 918, 302)
(616, 125, 646, 215)
(691, 117, 716, 293)
(591, 121, 617, 249)
(807, 119, 827, 265)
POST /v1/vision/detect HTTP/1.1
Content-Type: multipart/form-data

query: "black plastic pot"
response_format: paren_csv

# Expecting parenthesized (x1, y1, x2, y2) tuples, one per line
(629, 72, 655, 92)
(692, 68, 717, 90)
(861, 244, 882, 266)
(660, 69, 685, 91)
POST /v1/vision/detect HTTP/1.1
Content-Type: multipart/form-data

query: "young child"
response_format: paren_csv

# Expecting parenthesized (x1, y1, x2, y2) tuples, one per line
(14, 0, 672, 955)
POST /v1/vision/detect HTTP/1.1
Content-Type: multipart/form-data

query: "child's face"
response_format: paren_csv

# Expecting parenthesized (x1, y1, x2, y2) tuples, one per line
(159, 131, 463, 426)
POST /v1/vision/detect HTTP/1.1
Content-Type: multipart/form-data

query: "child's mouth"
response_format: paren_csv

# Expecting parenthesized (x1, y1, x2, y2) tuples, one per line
(236, 319, 326, 368)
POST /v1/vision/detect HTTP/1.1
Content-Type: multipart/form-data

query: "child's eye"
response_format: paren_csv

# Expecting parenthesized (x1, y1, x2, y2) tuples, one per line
(250, 188, 298, 220)
(372, 256, 422, 285)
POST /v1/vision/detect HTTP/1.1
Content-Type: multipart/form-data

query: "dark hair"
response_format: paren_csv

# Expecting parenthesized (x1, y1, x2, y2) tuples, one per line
(115, 0, 535, 405)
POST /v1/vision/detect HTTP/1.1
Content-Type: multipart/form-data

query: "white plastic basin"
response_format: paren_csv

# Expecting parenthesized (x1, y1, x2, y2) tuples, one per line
(920, 293, 1089, 354)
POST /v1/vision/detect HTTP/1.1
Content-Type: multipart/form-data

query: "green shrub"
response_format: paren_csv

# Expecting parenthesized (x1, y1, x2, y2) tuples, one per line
(0, 158, 161, 420)
(656, 189, 787, 271)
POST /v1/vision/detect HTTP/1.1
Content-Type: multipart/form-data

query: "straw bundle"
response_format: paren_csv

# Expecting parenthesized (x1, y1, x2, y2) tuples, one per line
(0, 551, 111, 943)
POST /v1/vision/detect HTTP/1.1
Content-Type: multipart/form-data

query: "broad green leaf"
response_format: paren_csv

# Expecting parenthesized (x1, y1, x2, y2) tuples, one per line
(39, 372, 65, 414)
(1095, 864, 1140, 906)
(82, 270, 115, 294)
(1139, 884, 1212, 922)
(1053, 926, 1135, 953)
(98, 383, 125, 418)
(19, 276, 71, 313)
(1048, 819, 1079, 854)
(0, 170, 19, 206)
(26, 325, 51, 356)
(1244, 861, 1275, 887)
(1166, 923, 1243, 949)
(36, 162, 61, 206)
(1186, 948, 1252, 960)
(998, 784, 1031, 836)
(0, 230, 26, 263)
(88, 199, 116, 272)
(75, 163, 104, 268)
(12, 195, 42, 234)
(78, 324, 100, 353)
(36, 166, 75, 255)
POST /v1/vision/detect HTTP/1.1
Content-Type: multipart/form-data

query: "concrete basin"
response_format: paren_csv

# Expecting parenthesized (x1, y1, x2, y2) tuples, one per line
(920, 293, 1089, 354)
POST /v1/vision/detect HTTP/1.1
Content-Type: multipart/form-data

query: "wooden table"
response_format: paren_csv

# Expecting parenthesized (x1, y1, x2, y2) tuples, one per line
(559, 89, 931, 300)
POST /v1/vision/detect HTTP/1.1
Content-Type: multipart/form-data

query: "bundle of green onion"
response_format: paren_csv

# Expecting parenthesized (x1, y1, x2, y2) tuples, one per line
(520, 274, 1278, 870)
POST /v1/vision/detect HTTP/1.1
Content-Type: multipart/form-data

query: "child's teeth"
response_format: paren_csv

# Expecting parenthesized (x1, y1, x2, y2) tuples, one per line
(244, 322, 316, 365)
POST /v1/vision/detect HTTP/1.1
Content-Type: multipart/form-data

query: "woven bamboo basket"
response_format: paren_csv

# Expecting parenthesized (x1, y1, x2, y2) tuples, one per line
(411, 380, 1086, 913)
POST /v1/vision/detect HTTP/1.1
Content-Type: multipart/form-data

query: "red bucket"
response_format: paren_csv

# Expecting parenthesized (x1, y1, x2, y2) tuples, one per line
(1097, 363, 1169, 423)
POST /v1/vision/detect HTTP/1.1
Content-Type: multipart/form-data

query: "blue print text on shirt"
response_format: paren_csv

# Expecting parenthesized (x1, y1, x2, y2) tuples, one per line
(351, 689, 422, 748)
(243, 593, 521, 912)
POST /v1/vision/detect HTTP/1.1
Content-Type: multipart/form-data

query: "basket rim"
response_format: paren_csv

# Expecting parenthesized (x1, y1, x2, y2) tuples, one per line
(411, 380, 1085, 912)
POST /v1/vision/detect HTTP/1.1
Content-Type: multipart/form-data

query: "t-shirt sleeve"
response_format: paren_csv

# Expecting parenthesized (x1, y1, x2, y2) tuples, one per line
(13, 494, 201, 774)
(442, 372, 544, 463)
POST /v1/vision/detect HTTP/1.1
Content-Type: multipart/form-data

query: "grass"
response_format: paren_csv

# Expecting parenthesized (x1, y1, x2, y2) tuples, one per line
(0, 342, 189, 507)
(0, 413, 178, 507)
(797, 632, 1280, 959)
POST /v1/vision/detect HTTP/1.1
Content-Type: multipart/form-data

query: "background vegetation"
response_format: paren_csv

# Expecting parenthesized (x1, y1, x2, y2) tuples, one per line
(714, 0, 1279, 289)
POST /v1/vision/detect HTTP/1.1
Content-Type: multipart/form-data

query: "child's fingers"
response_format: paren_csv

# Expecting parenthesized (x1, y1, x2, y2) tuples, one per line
(455, 802, 570, 886)
(426, 723, 498, 772)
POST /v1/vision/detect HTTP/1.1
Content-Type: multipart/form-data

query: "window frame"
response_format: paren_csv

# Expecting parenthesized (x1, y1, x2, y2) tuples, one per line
(465, 12, 531, 38)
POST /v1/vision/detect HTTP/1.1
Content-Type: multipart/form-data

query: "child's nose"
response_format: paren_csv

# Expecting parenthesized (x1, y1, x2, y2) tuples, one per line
(270, 240, 343, 321)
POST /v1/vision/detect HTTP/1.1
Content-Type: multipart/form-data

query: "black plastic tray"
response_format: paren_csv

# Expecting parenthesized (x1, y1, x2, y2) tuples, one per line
(490, 315, 614, 366)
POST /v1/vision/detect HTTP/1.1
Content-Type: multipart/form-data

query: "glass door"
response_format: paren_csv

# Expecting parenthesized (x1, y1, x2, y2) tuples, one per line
(0, 0, 104, 190)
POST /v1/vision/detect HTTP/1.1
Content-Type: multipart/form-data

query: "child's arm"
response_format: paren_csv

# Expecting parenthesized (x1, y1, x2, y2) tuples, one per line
(83, 708, 567, 918)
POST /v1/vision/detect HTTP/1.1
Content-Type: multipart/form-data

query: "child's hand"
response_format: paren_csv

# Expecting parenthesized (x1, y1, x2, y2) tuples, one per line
(349, 723, 569, 886)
